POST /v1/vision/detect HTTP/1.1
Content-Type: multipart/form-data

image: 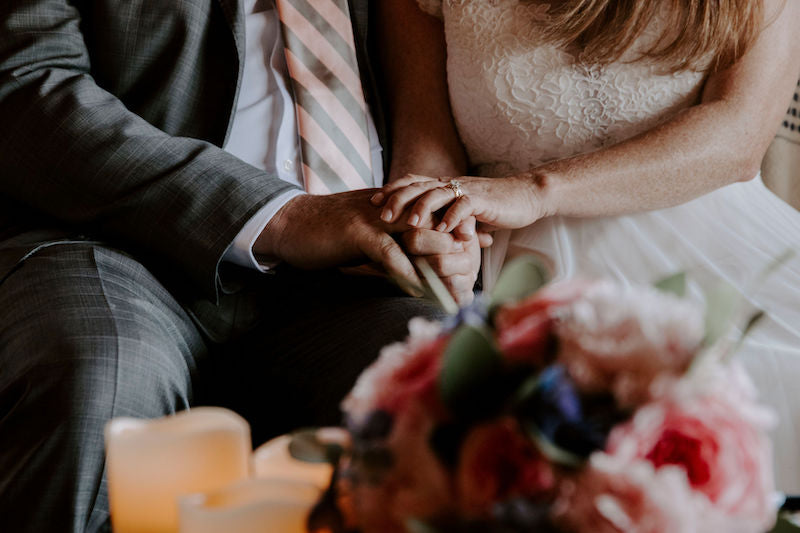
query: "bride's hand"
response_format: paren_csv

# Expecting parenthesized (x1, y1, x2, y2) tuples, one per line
(370, 173, 548, 232)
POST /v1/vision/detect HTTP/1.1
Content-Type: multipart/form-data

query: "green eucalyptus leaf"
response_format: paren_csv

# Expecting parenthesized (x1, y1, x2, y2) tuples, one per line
(767, 516, 800, 533)
(704, 282, 742, 347)
(288, 429, 334, 464)
(489, 255, 550, 310)
(439, 325, 503, 417)
(654, 272, 687, 297)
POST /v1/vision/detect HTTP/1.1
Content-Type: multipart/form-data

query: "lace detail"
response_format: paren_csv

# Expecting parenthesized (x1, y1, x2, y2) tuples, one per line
(437, 0, 706, 177)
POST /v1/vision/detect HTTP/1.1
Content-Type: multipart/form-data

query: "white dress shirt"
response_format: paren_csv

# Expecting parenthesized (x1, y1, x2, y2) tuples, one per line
(222, 0, 384, 270)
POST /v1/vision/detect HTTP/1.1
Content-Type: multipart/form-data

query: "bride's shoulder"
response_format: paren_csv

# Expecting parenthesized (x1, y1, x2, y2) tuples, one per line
(416, 0, 443, 19)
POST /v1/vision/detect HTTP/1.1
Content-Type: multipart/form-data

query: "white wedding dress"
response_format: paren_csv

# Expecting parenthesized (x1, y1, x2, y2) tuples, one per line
(418, 0, 800, 492)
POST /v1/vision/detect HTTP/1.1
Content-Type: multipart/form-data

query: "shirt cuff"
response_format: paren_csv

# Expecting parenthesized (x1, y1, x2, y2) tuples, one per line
(222, 189, 306, 272)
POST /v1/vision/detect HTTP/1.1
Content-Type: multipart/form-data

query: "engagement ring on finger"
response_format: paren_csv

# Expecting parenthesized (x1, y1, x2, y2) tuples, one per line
(446, 179, 464, 199)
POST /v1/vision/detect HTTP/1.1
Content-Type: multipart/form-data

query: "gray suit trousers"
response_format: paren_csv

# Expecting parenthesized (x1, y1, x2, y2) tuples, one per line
(0, 243, 441, 532)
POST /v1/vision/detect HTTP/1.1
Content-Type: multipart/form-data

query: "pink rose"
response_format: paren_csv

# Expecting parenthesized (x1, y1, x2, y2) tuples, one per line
(552, 455, 697, 533)
(455, 417, 555, 516)
(605, 363, 776, 532)
(343, 318, 444, 422)
(374, 336, 449, 416)
(552, 280, 704, 407)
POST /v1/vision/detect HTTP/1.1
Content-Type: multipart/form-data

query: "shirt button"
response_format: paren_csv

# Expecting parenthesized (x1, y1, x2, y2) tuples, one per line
(283, 159, 294, 172)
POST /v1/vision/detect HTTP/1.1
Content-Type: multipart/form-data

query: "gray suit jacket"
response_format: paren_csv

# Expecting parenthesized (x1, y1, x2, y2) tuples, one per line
(0, 0, 384, 299)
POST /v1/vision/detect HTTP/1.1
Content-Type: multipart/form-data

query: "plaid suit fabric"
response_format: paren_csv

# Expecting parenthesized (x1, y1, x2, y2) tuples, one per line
(0, 1, 428, 532)
(0, 244, 205, 532)
(0, 242, 441, 532)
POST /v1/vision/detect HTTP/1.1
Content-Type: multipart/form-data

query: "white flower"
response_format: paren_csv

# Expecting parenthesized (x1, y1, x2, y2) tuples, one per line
(553, 280, 705, 406)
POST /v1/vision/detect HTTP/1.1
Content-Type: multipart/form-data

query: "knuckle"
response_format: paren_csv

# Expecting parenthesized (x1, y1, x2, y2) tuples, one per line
(422, 188, 442, 209)
(444, 210, 461, 224)
(386, 195, 403, 211)
(454, 274, 473, 291)
(402, 230, 424, 253)
(378, 238, 398, 261)
(429, 254, 447, 272)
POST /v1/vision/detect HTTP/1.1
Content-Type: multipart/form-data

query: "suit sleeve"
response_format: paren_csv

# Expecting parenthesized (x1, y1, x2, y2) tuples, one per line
(0, 0, 299, 299)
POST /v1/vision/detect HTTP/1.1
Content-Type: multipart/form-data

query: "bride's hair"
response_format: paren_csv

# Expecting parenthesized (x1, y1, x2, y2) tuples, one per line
(541, 0, 764, 72)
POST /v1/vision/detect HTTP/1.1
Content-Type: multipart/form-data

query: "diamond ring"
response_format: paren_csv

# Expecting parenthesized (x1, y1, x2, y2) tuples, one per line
(446, 179, 464, 199)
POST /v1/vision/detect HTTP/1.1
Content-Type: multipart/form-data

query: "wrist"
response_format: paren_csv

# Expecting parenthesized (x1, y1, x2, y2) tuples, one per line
(254, 195, 301, 261)
(389, 143, 468, 183)
(517, 168, 560, 219)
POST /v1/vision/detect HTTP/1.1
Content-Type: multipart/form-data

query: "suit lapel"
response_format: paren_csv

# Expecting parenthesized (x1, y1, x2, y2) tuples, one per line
(216, 0, 245, 67)
(213, 0, 246, 143)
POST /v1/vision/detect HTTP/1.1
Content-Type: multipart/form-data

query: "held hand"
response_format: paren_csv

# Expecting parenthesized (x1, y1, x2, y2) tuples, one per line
(400, 218, 484, 306)
(255, 190, 424, 295)
(370, 173, 549, 232)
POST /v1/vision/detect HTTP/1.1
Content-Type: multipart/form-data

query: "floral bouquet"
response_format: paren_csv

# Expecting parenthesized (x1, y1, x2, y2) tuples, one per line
(297, 256, 798, 533)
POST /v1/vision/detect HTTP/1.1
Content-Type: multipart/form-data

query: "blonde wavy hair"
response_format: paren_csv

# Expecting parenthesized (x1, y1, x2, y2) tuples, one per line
(540, 0, 764, 72)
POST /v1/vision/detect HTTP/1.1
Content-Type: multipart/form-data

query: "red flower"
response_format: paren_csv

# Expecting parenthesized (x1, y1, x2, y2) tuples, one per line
(455, 417, 555, 516)
(645, 428, 715, 488)
(603, 366, 777, 532)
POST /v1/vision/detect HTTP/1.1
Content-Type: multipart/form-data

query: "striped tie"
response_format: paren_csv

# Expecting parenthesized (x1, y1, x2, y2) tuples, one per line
(276, 0, 373, 194)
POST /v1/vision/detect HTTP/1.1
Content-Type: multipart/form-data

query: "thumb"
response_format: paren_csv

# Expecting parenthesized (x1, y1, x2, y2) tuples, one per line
(477, 231, 494, 248)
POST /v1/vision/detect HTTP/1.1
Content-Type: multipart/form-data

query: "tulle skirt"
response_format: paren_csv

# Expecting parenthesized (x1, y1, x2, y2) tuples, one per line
(483, 175, 800, 492)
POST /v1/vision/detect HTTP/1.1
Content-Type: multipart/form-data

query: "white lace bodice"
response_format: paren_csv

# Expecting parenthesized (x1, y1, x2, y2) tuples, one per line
(418, 0, 707, 177)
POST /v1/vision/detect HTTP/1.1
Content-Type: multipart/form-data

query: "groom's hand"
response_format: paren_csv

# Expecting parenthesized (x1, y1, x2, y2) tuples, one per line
(400, 217, 486, 306)
(255, 190, 424, 295)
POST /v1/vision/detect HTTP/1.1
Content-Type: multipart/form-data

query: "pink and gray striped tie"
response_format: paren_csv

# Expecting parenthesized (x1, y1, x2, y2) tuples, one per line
(276, 0, 373, 194)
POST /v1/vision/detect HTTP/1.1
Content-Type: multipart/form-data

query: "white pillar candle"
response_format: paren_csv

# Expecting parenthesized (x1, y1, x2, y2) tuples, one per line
(105, 407, 251, 533)
(178, 478, 321, 533)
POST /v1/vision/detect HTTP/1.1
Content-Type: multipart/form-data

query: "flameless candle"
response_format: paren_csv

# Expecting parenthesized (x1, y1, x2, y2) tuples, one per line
(178, 478, 321, 533)
(105, 407, 251, 533)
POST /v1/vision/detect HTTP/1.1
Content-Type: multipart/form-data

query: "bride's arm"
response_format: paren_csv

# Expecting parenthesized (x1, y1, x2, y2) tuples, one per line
(376, 0, 467, 182)
(378, 0, 800, 232)
(536, 0, 800, 219)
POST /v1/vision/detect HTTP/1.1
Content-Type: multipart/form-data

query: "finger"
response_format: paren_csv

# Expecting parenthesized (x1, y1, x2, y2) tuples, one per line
(452, 217, 477, 241)
(438, 196, 476, 233)
(371, 174, 436, 205)
(361, 233, 423, 296)
(441, 274, 476, 306)
(406, 187, 463, 228)
(476, 221, 495, 233)
(380, 181, 443, 224)
(477, 231, 494, 248)
(421, 251, 473, 278)
(401, 229, 464, 256)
